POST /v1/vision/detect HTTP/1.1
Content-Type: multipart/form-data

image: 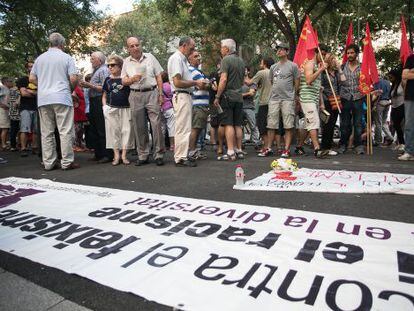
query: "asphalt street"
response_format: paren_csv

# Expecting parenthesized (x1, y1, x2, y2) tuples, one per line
(0, 144, 413, 310)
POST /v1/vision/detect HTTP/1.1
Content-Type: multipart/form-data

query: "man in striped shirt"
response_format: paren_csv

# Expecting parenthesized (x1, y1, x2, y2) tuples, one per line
(188, 50, 210, 160)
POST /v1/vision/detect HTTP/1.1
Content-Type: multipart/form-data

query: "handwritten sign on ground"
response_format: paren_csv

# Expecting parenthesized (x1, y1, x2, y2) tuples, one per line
(0, 177, 413, 311)
(235, 168, 414, 195)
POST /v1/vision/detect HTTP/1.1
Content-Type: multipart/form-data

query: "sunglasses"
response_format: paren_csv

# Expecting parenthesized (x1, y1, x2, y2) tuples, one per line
(108, 64, 118, 67)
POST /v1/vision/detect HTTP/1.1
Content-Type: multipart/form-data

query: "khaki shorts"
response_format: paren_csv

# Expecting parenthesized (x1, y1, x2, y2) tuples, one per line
(192, 105, 209, 129)
(0, 108, 10, 128)
(267, 100, 295, 129)
(300, 101, 320, 130)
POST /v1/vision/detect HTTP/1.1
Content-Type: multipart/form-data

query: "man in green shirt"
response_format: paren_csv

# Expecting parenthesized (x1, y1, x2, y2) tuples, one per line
(213, 38, 245, 160)
(245, 57, 274, 150)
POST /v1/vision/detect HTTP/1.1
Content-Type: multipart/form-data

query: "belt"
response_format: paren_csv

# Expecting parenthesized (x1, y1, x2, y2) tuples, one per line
(174, 90, 192, 95)
(130, 86, 157, 92)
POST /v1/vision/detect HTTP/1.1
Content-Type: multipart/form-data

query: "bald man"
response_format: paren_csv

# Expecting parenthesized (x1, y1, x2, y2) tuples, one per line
(122, 37, 165, 166)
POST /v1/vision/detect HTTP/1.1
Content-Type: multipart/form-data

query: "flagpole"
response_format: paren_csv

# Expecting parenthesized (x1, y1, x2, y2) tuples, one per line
(366, 94, 373, 155)
(316, 47, 342, 113)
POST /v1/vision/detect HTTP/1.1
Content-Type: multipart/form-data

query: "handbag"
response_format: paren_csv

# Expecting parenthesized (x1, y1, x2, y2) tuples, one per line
(328, 95, 342, 111)
(320, 108, 331, 124)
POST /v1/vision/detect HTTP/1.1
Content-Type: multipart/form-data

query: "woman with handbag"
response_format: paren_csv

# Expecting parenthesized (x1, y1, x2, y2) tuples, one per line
(320, 53, 345, 155)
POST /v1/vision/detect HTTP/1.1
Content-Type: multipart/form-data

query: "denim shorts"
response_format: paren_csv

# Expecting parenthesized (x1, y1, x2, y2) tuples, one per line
(20, 110, 38, 133)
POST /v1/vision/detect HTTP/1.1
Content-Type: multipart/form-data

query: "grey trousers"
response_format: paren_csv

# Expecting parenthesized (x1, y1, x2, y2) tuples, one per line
(129, 89, 164, 160)
(38, 104, 74, 169)
(373, 101, 393, 144)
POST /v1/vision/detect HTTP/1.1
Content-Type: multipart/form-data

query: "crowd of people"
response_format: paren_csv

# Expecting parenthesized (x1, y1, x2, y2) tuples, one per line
(0, 32, 413, 169)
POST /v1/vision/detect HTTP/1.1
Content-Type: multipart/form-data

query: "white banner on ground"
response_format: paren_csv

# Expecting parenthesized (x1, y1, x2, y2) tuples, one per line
(235, 168, 414, 195)
(0, 177, 413, 311)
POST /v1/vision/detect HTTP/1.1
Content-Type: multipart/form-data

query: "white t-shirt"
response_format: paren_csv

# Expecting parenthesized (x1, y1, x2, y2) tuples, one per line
(31, 47, 77, 107)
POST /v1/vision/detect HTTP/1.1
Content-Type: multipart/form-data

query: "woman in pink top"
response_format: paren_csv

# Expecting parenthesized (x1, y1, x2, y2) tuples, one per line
(161, 72, 175, 150)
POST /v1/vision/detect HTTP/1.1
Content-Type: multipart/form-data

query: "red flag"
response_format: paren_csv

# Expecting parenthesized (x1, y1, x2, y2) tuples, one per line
(400, 15, 413, 66)
(293, 16, 319, 67)
(359, 23, 379, 95)
(342, 22, 354, 64)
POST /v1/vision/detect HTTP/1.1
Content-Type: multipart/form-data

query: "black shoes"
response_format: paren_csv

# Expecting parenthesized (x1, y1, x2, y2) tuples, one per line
(97, 157, 111, 164)
(61, 162, 80, 171)
(175, 159, 197, 167)
(135, 158, 150, 166)
(44, 161, 61, 171)
(155, 158, 164, 166)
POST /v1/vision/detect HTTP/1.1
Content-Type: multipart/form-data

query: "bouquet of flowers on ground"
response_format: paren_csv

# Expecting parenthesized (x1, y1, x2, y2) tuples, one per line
(271, 158, 298, 172)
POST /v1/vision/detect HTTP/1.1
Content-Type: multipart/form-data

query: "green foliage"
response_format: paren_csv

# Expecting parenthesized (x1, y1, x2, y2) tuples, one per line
(0, 0, 100, 77)
(103, 0, 177, 69)
(376, 45, 401, 73)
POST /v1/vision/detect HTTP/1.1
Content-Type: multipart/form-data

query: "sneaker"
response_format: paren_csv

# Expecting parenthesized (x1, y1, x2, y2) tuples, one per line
(257, 148, 273, 157)
(328, 150, 338, 156)
(337, 145, 347, 154)
(155, 158, 164, 166)
(314, 149, 329, 158)
(355, 145, 365, 155)
(398, 152, 414, 161)
(396, 144, 405, 154)
(0, 157, 7, 164)
(281, 150, 291, 158)
(294, 146, 306, 156)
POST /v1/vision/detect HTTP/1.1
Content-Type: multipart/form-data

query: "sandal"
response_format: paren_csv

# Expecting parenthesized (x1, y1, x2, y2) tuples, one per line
(223, 153, 237, 161)
(112, 158, 120, 166)
(122, 158, 130, 165)
(236, 151, 244, 159)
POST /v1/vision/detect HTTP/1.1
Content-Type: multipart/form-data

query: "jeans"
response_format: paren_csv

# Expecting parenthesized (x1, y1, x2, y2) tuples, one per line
(373, 101, 393, 144)
(404, 100, 414, 154)
(339, 98, 364, 148)
(243, 108, 260, 144)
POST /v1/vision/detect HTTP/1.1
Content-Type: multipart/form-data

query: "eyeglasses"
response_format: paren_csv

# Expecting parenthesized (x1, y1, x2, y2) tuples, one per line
(108, 64, 118, 67)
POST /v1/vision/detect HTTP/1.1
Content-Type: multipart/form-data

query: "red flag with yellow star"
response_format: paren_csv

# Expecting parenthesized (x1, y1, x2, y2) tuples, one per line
(359, 23, 379, 95)
(293, 16, 319, 67)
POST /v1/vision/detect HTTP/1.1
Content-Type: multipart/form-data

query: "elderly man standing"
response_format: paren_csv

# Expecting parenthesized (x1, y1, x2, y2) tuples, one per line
(213, 38, 245, 160)
(121, 36, 165, 166)
(167, 37, 207, 167)
(29, 33, 79, 170)
(80, 51, 111, 163)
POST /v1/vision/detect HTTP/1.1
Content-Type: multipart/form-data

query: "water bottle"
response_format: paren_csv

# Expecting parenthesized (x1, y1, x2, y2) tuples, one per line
(235, 165, 245, 186)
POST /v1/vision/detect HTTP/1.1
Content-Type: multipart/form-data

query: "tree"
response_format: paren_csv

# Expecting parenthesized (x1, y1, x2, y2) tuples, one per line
(102, 0, 176, 69)
(156, 0, 278, 72)
(0, 0, 100, 77)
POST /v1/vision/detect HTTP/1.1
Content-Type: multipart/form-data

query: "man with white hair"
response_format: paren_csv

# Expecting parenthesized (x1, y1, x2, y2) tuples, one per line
(213, 38, 245, 161)
(29, 32, 79, 170)
(80, 51, 111, 163)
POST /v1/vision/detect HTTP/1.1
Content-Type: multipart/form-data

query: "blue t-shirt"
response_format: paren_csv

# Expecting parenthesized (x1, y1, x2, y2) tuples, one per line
(102, 77, 130, 108)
